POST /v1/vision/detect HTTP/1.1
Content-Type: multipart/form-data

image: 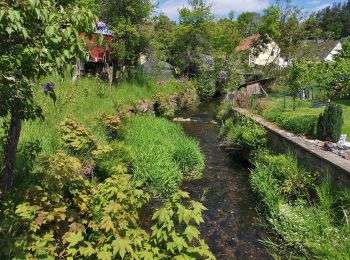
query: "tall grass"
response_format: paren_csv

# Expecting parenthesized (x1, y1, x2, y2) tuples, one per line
(121, 116, 204, 197)
(251, 150, 350, 258)
(19, 77, 187, 155)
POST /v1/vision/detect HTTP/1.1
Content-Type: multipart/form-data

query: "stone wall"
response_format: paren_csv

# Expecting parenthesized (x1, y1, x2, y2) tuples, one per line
(233, 107, 350, 187)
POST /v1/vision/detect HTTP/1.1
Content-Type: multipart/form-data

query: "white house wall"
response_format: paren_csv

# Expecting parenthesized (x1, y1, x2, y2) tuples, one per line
(325, 42, 342, 62)
(249, 42, 281, 66)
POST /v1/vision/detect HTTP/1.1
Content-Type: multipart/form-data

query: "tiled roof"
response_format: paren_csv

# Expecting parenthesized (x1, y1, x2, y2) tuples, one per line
(300, 40, 340, 61)
(235, 34, 260, 52)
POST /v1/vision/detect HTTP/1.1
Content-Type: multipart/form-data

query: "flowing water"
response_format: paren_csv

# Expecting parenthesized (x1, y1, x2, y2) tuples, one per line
(176, 100, 271, 259)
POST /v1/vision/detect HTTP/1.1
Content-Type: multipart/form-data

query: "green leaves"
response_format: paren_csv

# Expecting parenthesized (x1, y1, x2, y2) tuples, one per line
(112, 237, 134, 258)
(28, 0, 39, 8)
(64, 232, 84, 247)
(150, 190, 214, 259)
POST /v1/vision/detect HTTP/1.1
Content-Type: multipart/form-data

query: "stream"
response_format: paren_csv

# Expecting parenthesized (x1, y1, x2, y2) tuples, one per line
(176, 99, 271, 259)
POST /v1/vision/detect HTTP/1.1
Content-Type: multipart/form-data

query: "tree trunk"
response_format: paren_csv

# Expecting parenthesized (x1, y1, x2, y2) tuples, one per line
(1, 115, 22, 192)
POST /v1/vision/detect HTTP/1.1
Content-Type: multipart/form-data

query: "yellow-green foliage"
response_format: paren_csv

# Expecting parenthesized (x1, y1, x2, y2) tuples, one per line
(96, 112, 122, 139)
(150, 191, 215, 259)
(60, 117, 97, 156)
(1, 111, 212, 259)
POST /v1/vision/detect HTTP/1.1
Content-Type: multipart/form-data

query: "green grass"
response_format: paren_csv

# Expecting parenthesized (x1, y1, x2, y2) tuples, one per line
(262, 95, 350, 137)
(18, 77, 187, 155)
(251, 150, 350, 258)
(121, 115, 204, 197)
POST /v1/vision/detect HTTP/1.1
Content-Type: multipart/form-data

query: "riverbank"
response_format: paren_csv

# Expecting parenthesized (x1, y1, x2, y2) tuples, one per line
(219, 108, 350, 258)
(0, 77, 216, 259)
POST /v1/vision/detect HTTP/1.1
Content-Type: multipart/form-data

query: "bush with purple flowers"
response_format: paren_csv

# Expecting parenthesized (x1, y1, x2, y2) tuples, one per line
(96, 21, 107, 30)
(43, 82, 55, 93)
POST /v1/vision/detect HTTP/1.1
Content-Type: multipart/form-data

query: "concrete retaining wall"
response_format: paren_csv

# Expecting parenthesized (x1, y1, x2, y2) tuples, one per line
(233, 107, 350, 187)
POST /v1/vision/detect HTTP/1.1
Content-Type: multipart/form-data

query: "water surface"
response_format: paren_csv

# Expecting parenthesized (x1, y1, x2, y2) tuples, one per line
(177, 100, 271, 259)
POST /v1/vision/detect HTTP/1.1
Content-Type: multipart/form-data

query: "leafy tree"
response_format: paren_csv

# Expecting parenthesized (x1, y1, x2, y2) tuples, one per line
(302, 14, 322, 40)
(99, 0, 153, 79)
(236, 12, 261, 37)
(210, 18, 241, 57)
(317, 103, 344, 142)
(178, 0, 214, 26)
(287, 60, 309, 110)
(329, 59, 350, 98)
(259, 1, 304, 61)
(0, 0, 97, 191)
(172, 0, 214, 76)
(315, 1, 350, 39)
(148, 13, 177, 62)
(335, 38, 350, 61)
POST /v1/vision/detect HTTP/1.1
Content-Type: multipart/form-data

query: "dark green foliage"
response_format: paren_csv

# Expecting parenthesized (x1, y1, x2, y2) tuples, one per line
(195, 75, 217, 100)
(263, 109, 318, 136)
(121, 116, 204, 197)
(314, 1, 350, 39)
(220, 115, 267, 151)
(317, 103, 344, 141)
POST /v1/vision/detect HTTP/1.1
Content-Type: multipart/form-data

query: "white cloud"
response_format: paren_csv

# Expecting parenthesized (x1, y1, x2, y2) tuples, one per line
(157, 0, 270, 19)
(312, 3, 331, 12)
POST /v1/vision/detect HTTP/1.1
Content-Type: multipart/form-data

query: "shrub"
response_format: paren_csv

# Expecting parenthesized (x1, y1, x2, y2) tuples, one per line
(221, 116, 267, 151)
(195, 75, 216, 101)
(121, 116, 204, 197)
(60, 118, 97, 157)
(152, 93, 178, 118)
(263, 109, 318, 136)
(0, 156, 213, 259)
(178, 88, 200, 109)
(216, 102, 233, 122)
(252, 150, 318, 202)
(96, 112, 122, 139)
(317, 103, 344, 142)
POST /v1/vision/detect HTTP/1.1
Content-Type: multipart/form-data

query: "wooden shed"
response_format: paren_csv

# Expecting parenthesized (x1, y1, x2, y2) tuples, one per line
(237, 78, 276, 96)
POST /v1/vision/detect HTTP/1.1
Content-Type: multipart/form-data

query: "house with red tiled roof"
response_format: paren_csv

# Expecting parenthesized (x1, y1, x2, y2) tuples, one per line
(236, 34, 287, 68)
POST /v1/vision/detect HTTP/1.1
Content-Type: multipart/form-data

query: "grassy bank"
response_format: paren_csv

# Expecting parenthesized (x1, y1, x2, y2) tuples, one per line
(260, 95, 350, 137)
(121, 116, 204, 197)
(19, 77, 187, 155)
(0, 77, 214, 259)
(219, 115, 350, 258)
(251, 150, 350, 258)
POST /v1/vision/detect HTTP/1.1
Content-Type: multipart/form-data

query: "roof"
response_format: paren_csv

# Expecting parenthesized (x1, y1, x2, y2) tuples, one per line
(300, 40, 340, 61)
(235, 34, 260, 52)
(238, 78, 275, 90)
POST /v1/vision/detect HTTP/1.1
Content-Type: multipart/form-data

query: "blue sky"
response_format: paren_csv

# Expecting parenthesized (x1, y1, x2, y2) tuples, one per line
(155, 0, 347, 19)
